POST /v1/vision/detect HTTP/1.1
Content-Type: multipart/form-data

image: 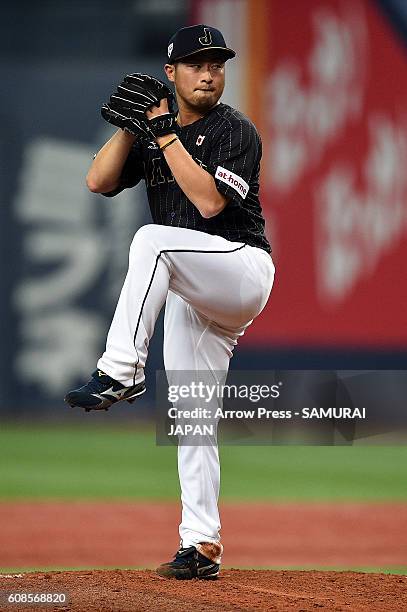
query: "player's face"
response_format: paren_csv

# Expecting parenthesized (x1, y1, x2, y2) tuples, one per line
(166, 53, 225, 112)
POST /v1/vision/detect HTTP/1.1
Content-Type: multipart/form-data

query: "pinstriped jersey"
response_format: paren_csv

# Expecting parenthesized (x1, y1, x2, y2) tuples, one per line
(103, 103, 271, 253)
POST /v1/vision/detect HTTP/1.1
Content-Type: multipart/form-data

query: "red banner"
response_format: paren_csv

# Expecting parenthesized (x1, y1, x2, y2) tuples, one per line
(243, 0, 407, 348)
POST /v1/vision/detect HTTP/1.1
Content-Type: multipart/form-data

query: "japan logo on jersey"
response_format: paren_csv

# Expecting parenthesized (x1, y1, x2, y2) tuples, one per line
(196, 135, 206, 146)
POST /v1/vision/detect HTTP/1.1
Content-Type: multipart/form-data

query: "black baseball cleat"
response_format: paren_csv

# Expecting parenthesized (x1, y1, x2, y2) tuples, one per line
(156, 542, 223, 580)
(64, 369, 146, 411)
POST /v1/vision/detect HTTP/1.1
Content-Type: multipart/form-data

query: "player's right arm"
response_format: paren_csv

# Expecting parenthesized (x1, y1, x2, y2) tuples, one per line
(86, 129, 137, 194)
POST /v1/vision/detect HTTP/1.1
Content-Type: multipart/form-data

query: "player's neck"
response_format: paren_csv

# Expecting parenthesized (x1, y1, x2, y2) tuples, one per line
(176, 99, 218, 127)
(177, 107, 204, 127)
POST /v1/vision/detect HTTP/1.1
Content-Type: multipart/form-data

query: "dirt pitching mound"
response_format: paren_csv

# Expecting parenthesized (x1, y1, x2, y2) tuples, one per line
(1, 569, 406, 612)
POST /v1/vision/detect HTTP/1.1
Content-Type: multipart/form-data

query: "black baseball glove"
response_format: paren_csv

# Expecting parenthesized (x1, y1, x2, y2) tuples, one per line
(101, 73, 179, 140)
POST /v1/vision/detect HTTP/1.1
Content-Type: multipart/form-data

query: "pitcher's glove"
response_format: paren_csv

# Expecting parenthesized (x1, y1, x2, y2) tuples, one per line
(101, 73, 179, 140)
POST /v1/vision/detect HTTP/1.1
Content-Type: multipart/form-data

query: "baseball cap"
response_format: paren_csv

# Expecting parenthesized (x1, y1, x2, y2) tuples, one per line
(167, 24, 236, 64)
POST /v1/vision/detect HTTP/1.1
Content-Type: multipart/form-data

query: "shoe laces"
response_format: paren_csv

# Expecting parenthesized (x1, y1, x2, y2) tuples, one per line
(86, 371, 115, 393)
(172, 546, 197, 566)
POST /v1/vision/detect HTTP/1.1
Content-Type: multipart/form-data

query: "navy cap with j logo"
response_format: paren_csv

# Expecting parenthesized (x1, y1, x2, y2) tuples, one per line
(167, 24, 236, 63)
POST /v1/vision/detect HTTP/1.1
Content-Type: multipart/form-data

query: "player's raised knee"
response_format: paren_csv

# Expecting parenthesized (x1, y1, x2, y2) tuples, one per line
(130, 224, 157, 247)
(137, 223, 157, 238)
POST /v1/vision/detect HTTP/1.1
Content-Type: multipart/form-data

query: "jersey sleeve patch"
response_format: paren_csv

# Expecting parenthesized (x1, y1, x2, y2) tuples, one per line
(215, 166, 249, 199)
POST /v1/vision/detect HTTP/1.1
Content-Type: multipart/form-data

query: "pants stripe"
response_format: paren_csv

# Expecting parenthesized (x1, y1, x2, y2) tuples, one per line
(132, 244, 246, 385)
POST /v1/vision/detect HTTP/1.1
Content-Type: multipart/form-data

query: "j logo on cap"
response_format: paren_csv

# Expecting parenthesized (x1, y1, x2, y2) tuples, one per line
(198, 27, 212, 46)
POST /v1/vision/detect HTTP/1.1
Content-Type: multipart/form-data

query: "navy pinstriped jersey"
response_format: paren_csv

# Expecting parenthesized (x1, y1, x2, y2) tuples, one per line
(103, 102, 271, 253)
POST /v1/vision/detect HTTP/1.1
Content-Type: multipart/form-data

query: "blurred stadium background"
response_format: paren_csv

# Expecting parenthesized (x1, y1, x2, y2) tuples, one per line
(1, 0, 407, 573)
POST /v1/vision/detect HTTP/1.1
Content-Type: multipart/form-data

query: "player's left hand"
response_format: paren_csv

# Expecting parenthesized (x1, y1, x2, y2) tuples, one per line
(146, 98, 170, 119)
(101, 73, 179, 141)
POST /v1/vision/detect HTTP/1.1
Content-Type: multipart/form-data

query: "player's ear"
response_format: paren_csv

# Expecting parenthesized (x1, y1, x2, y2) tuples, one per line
(164, 64, 175, 83)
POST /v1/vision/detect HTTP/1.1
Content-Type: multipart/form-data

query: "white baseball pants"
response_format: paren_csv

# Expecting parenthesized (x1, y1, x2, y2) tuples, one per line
(98, 224, 275, 547)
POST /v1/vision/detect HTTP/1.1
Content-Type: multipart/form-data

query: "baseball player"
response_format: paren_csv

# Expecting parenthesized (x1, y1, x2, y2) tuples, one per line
(65, 24, 275, 580)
